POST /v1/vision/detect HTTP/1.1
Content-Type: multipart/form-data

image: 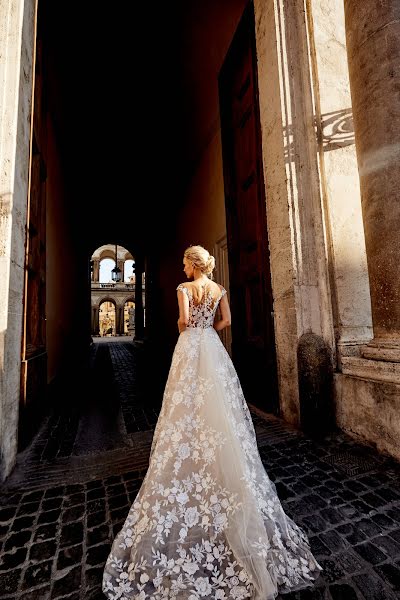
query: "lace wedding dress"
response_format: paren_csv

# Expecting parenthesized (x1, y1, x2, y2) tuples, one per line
(102, 284, 323, 599)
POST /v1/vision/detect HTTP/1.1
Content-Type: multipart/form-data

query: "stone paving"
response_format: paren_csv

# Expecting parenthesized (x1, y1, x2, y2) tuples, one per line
(0, 340, 399, 599)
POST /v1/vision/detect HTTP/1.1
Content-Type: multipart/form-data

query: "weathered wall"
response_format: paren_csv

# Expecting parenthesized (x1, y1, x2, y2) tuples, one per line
(336, 374, 400, 460)
(0, 0, 37, 481)
(308, 0, 372, 355)
(254, 0, 336, 426)
(337, 0, 400, 460)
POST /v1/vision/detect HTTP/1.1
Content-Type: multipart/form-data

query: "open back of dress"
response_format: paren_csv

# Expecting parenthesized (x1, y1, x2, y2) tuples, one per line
(103, 283, 322, 599)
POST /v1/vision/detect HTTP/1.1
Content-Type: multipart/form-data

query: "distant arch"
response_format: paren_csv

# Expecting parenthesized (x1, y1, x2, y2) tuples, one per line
(97, 296, 119, 308)
(99, 299, 116, 337)
(91, 243, 134, 262)
(99, 258, 115, 283)
(90, 244, 146, 339)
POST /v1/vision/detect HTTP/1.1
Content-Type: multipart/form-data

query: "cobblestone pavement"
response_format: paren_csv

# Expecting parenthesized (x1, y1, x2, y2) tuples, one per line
(0, 341, 400, 599)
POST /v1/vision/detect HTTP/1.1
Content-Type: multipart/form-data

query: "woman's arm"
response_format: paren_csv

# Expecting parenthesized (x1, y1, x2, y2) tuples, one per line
(213, 292, 231, 332)
(177, 286, 189, 333)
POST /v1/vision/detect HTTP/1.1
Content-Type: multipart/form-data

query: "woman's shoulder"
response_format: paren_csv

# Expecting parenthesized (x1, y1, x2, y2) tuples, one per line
(176, 281, 226, 294)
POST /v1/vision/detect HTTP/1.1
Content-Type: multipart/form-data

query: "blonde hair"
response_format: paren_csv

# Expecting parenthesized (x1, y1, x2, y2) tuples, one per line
(184, 245, 215, 279)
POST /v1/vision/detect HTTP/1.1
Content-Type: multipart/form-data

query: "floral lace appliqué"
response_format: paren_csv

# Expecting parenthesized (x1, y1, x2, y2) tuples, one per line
(176, 284, 226, 329)
(103, 283, 323, 600)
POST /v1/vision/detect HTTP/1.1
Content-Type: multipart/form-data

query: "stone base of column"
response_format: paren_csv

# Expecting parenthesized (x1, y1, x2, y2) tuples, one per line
(339, 352, 400, 462)
(341, 355, 400, 384)
(361, 339, 400, 363)
(335, 369, 400, 463)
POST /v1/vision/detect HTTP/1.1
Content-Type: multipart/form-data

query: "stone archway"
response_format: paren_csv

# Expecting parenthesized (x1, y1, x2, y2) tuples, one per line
(99, 258, 115, 284)
(99, 299, 117, 337)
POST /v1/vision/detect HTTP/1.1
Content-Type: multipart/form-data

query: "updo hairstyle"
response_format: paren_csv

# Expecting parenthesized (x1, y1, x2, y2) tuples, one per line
(184, 245, 215, 279)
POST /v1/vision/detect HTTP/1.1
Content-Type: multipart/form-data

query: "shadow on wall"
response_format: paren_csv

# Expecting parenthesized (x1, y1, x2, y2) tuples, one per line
(275, 3, 365, 435)
(284, 108, 355, 164)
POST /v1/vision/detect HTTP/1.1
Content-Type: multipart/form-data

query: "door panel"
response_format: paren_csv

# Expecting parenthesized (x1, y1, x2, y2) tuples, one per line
(219, 2, 279, 414)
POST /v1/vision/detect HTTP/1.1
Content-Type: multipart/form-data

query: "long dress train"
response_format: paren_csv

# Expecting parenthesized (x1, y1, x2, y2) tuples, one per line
(102, 284, 323, 599)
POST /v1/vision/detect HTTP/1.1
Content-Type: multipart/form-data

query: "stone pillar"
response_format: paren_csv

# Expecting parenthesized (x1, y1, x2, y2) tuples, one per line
(117, 307, 124, 335)
(128, 307, 135, 336)
(307, 0, 372, 359)
(92, 259, 100, 283)
(92, 307, 100, 335)
(117, 259, 124, 282)
(91, 307, 95, 335)
(344, 0, 400, 361)
(135, 258, 145, 339)
(254, 0, 335, 425)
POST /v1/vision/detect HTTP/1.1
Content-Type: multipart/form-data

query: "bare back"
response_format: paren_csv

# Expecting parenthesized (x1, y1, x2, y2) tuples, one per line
(184, 279, 225, 305)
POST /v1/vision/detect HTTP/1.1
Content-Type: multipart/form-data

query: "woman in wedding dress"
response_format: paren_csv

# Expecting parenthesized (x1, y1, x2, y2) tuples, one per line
(102, 245, 323, 599)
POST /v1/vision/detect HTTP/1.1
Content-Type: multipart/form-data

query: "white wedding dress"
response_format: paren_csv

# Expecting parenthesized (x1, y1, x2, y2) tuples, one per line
(102, 284, 323, 599)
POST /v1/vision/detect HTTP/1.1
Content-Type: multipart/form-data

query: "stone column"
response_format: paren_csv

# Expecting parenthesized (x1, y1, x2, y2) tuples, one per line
(92, 307, 100, 335)
(117, 259, 124, 282)
(254, 0, 336, 426)
(91, 307, 95, 335)
(117, 307, 124, 335)
(307, 0, 372, 359)
(135, 258, 145, 339)
(92, 259, 100, 283)
(344, 0, 400, 361)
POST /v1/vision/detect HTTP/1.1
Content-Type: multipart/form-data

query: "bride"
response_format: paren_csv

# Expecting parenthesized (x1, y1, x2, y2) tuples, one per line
(102, 245, 323, 599)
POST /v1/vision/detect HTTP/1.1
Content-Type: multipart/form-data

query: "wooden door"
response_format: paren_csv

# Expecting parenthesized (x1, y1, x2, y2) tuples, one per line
(213, 235, 232, 357)
(219, 2, 279, 414)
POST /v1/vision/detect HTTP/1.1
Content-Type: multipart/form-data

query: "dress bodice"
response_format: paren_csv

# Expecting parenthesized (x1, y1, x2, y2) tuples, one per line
(176, 283, 227, 329)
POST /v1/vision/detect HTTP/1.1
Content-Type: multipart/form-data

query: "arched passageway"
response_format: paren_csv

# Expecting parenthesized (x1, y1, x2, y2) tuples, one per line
(99, 300, 116, 337)
(2, 0, 400, 596)
(90, 245, 145, 338)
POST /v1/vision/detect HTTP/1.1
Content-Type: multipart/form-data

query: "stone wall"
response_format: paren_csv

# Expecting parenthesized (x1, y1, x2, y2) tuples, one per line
(336, 373, 400, 459)
(254, 0, 337, 426)
(0, 0, 37, 481)
(307, 0, 372, 354)
(338, 0, 400, 461)
(253, 0, 400, 460)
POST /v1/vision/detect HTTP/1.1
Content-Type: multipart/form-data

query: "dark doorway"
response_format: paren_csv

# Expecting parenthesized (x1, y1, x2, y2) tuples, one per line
(219, 2, 279, 414)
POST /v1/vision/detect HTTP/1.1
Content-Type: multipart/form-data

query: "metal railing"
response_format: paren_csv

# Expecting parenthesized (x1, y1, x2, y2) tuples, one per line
(91, 282, 136, 290)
